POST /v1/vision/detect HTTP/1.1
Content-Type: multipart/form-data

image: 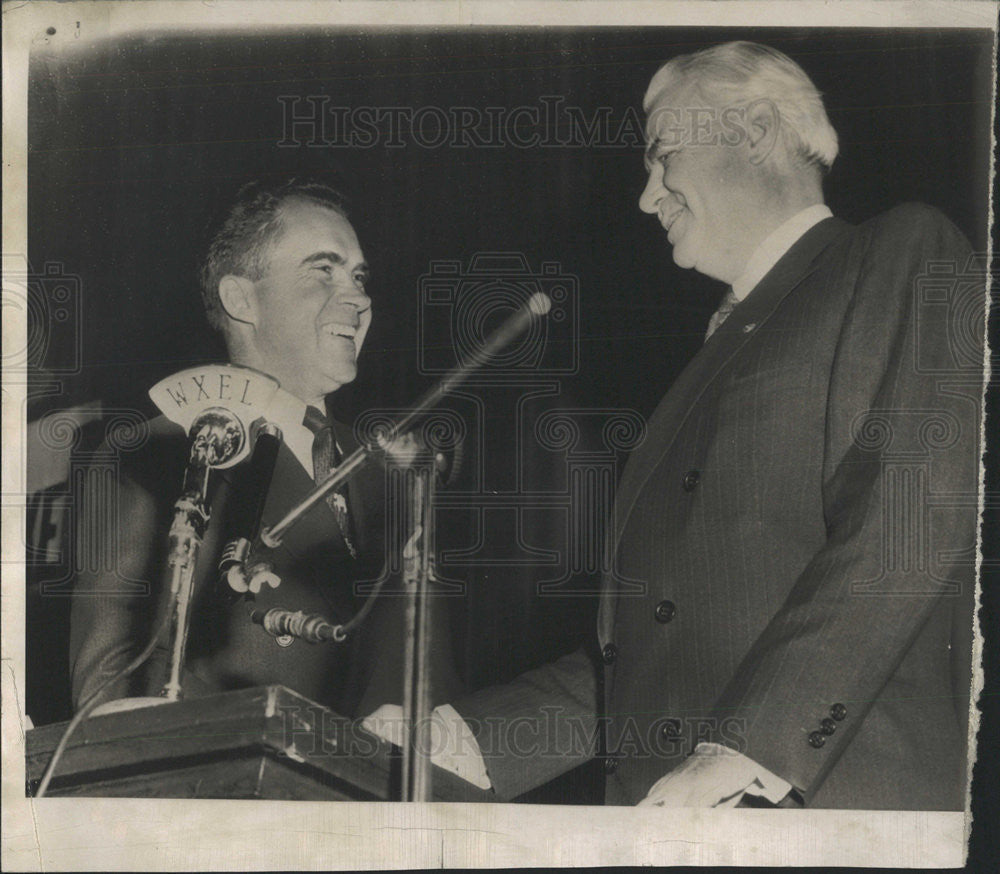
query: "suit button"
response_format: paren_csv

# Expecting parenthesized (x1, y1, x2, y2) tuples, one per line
(682, 470, 701, 492)
(655, 600, 677, 623)
(808, 731, 826, 749)
(820, 718, 837, 736)
(660, 718, 682, 739)
(602, 643, 618, 665)
(603, 756, 619, 775)
(830, 703, 847, 721)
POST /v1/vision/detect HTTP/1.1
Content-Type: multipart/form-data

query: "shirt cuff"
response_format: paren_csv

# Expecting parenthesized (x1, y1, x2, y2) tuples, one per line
(693, 742, 793, 805)
(433, 704, 493, 790)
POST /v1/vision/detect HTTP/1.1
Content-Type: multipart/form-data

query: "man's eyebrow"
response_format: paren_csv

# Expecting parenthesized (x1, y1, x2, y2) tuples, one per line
(645, 137, 682, 165)
(301, 251, 346, 266)
(300, 251, 371, 280)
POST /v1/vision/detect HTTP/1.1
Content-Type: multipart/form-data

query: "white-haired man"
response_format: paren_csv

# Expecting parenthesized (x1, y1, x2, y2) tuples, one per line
(387, 41, 982, 809)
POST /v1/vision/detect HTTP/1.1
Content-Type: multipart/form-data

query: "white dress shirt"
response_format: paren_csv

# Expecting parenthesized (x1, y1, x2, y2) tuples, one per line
(731, 203, 833, 301)
(256, 387, 315, 476)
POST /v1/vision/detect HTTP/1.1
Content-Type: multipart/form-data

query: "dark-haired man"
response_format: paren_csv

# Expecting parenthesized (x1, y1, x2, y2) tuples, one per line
(70, 179, 462, 718)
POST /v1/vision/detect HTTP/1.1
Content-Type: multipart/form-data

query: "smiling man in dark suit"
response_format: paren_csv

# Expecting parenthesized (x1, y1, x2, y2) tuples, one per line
(408, 41, 983, 809)
(69, 178, 462, 719)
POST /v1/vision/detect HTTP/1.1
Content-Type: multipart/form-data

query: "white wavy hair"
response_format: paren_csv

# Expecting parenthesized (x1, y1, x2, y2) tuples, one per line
(643, 41, 839, 172)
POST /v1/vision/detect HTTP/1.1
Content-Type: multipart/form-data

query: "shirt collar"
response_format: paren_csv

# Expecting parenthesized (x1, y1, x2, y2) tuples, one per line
(731, 203, 833, 301)
(257, 385, 316, 474)
(264, 385, 309, 437)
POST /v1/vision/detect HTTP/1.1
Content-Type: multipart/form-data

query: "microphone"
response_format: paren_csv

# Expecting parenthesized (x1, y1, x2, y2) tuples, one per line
(250, 607, 344, 644)
(219, 420, 282, 593)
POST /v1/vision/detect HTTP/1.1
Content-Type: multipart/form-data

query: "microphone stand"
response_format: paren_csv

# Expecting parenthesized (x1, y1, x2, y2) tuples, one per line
(400, 448, 438, 802)
(161, 464, 211, 701)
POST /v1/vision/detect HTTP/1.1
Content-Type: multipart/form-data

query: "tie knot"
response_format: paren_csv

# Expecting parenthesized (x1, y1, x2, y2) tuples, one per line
(302, 405, 329, 435)
(718, 287, 738, 314)
(704, 287, 739, 342)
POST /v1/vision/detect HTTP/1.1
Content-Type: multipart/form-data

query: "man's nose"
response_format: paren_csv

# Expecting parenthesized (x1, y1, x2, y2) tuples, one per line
(334, 282, 371, 312)
(638, 167, 665, 214)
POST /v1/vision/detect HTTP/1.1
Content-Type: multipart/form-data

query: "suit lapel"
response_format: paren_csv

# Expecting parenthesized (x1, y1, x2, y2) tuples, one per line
(332, 418, 384, 556)
(216, 437, 344, 564)
(598, 217, 850, 642)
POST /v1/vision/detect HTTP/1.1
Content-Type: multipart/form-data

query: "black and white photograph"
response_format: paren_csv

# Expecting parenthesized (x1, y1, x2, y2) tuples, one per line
(2, 0, 997, 869)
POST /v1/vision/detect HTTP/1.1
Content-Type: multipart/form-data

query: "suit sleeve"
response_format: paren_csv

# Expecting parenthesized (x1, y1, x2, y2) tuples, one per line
(450, 646, 600, 801)
(68, 445, 173, 710)
(707, 205, 983, 800)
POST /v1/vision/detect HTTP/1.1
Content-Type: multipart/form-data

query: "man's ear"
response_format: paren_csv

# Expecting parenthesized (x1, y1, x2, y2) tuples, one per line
(218, 275, 258, 326)
(745, 99, 780, 166)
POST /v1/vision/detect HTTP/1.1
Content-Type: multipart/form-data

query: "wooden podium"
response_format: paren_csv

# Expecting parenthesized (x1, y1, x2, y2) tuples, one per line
(25, 685, 494, 802)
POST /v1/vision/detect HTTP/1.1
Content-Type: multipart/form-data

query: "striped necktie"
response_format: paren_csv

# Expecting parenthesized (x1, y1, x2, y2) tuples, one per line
(705, 287, 738, 342)
(302, 405, 357, 559)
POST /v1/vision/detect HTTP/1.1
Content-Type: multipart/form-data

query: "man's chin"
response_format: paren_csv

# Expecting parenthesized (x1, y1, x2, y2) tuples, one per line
(324, 365, 358, 393)
(671, 247, 697, 270)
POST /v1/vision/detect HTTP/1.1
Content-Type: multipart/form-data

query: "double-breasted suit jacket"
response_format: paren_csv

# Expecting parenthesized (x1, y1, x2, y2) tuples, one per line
(70, 408, 463, 718)
(455, 204, 982, 809)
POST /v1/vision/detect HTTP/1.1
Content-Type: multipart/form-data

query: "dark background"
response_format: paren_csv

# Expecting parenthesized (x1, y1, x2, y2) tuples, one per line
(28, 28, 994, 418)
(25, 26, 996, 812)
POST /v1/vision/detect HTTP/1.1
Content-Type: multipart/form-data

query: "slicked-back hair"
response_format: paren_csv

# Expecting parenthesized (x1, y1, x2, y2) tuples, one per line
(644, 41, 839, 173)
(198, 177, 350, 332)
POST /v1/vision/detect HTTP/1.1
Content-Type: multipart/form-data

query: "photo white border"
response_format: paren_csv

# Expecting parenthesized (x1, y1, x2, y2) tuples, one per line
(3, 1, 996, 869)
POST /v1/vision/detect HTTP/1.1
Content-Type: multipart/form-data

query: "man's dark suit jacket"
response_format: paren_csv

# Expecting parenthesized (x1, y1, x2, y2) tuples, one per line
(69, 408, 463, 718)
(454, 204, 983, 809)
